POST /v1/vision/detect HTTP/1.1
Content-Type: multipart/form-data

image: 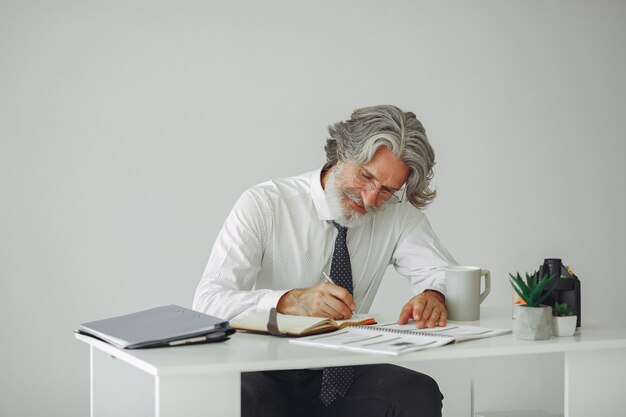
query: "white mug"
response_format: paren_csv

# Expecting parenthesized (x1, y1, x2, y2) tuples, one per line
(445, 266, 491, 321)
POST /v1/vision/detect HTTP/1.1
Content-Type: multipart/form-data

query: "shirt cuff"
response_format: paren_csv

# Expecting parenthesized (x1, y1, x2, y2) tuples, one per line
(424, 283, 446, 298)
(422, 289, 446, 303)
(256, 289, 290, 312)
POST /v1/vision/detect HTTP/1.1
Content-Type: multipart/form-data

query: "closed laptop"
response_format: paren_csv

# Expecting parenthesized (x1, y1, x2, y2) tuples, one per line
(78, 305, 233, 349)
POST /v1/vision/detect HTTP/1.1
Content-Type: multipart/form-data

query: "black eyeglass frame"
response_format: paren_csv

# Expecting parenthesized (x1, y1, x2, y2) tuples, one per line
(352, 166, 406, 205)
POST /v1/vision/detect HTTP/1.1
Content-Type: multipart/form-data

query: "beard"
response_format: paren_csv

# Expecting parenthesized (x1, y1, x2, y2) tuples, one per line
(324, 164, 384, 228)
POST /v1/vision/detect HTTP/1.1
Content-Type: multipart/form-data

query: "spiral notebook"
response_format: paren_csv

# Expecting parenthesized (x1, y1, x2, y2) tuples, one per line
(289, 322, 510, 355)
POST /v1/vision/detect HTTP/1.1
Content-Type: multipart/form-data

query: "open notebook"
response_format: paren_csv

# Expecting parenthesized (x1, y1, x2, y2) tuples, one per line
(289, 321, 511, 355)
(230, 309, 376, 336)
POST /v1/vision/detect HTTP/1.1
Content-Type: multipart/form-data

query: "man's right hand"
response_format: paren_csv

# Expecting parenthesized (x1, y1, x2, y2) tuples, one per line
(276, 282, 356, 320)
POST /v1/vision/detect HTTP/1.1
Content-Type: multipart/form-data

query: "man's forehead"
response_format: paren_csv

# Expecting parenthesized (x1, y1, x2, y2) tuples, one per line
(362, 150, 409, 189)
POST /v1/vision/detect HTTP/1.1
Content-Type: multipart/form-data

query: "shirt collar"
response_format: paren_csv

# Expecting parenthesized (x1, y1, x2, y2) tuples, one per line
(310, 165, 334, 221)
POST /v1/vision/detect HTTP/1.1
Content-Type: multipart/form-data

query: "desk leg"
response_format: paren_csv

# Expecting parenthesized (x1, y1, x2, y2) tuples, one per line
(90, 347, 241, 417)
(156, 371, 241, 417)
(564, 348, 626, 417)
(91, 347, 157, 416)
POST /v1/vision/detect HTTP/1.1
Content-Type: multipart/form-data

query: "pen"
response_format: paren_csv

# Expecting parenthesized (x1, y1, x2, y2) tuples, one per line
(323, 272, 358, 319)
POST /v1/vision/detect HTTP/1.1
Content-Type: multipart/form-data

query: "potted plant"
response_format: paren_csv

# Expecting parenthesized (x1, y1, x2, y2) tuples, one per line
(552, 302, 577, 337)
(509, 271, 558, 340)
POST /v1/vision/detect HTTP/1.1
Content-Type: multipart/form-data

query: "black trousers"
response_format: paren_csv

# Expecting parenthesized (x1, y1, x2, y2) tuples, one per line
(241, 364, 443, 417)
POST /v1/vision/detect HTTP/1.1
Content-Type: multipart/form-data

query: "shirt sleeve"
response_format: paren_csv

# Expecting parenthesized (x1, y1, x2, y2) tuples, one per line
(392, 207, 458, 297)
(192, 189, 288, 321)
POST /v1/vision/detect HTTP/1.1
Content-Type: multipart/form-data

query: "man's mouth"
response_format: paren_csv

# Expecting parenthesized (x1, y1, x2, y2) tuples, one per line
(348, 197, 366, 214)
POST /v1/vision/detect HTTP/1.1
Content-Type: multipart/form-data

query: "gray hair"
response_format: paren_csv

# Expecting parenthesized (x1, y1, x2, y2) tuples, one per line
(324, 105, 436, 209)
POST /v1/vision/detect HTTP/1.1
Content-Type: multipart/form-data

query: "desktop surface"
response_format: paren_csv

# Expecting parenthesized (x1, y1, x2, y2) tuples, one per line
(75, 306, 626, 377)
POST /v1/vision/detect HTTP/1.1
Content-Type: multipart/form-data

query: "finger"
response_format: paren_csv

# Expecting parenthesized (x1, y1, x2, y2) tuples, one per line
(411, 296, 427, 323)
(319, 303, 345, 320)
(326, 285, 356, 312)
(316, 284, 353, 319)
(438, 308, 448, 327)
(426, 306, 443, 328)
(324, 295, 353, 319)
(419, 299, 437, 324)
(397, 303, 413, 324)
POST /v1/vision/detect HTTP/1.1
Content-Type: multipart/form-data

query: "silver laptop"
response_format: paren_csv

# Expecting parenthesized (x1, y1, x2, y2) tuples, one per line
(77, 305, 234, 349)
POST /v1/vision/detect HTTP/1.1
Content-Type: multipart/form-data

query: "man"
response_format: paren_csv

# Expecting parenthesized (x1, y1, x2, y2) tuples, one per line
(193, 105, 457, 417)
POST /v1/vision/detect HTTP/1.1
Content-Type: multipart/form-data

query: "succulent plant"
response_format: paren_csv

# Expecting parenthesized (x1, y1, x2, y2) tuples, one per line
(509, 271, 557, 308)
(552, 302, 577, 317)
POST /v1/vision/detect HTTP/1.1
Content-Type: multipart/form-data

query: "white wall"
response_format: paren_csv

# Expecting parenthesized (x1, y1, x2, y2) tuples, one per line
(1, 1, 625, 416)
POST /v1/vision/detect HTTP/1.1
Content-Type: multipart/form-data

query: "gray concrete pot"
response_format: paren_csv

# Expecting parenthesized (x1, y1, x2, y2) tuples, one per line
(513, 305, 552, 340)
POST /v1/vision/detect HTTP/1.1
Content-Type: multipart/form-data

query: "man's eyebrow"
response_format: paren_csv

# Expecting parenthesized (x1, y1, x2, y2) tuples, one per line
(361, 167, 402, 193)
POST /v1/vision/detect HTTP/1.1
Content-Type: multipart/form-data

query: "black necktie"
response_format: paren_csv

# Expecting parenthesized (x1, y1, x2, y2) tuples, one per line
(320, 221, 355, 406)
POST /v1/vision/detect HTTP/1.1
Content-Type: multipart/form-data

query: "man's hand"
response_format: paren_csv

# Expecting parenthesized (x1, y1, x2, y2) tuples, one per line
(397, 291, 447, 328)
(276, 282, 356, 320)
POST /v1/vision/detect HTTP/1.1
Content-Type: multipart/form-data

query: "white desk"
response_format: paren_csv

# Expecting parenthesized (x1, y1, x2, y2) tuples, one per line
(76, 307, 626, 417)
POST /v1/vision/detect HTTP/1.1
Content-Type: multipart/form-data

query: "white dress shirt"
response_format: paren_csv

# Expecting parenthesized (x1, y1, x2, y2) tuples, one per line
(193, 167, 457, 321)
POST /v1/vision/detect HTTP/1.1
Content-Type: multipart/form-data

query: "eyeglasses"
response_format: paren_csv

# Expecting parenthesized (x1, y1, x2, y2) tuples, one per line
(352, 166, 405, 205)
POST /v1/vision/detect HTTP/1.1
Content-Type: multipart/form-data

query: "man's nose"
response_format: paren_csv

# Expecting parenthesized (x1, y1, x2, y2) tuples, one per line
(361, 188, 380, 208)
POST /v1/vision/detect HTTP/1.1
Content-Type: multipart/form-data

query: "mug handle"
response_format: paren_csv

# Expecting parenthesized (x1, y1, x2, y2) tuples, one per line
(479, 269, 491, 303)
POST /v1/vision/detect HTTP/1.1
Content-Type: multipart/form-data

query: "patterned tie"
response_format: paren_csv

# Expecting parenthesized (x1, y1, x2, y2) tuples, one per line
(319, 221, 355, 406)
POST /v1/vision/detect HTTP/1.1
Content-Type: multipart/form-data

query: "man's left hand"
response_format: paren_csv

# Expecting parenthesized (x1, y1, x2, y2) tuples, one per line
(397, 291, 447, 328)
